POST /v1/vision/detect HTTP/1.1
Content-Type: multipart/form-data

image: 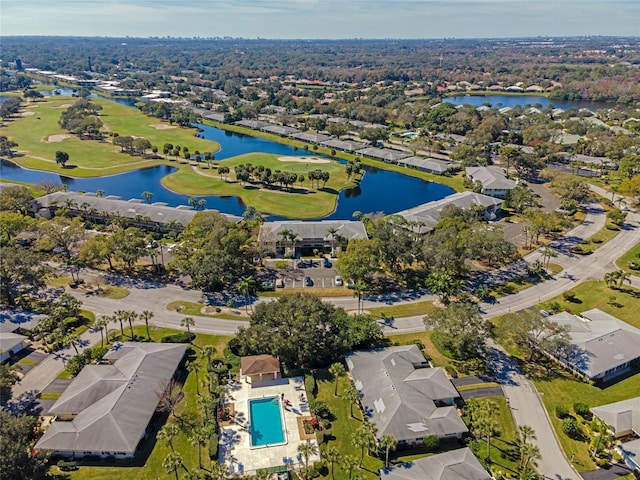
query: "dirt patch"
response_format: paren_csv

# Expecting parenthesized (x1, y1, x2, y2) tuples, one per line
(277, 156, 330, 164)
(150, 123, 177, 130)
(47, 134, 73, 143)
(19, 111, 35, 117)
(200, 305, 248, 317)
(53, 103, 72, 109)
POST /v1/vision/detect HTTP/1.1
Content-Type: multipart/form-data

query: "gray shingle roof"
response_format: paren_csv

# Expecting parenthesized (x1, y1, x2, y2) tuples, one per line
(36, 342, 187, 456)
(397, 157, 455, 174)
(356, 147, 410, 162)
(319, 139, 367, 152)
(235, 120, 269, 129)
(379, 448, 490, 480)
(345, 345, 467, 442)
(466, 166, 517, 191)
(591, 397, 640, 435)
(393, 192, 503, 234)
(258, 220, 367, 244)
(289, 132, 332, 144)
(31, 192, 241, 227)
(260, 125, 300, 136)
(547, 309, 640, 379)
(0, 332, 26, 355)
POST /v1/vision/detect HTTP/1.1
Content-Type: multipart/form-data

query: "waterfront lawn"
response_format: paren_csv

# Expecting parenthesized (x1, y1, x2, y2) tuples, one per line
(161, 152, 352, 218)
(616, 241, 640, 273)
(60, 327, 233, 480)
(538, 280, 640, 329)
(3, 97, 219, 177)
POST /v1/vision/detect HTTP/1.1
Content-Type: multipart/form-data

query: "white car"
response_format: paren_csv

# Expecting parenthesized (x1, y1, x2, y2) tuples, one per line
(335, 275, 343, 286)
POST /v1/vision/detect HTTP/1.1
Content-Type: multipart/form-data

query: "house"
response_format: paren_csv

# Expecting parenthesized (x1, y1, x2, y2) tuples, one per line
(260, 124, 300, 137)
(345, 345, 467, 445)
(396, 157, 456, 175)
(465, 166, 517, 199)
(35, 342, 187, 459)
(240, 355, 281, 385)
(235, 120, 269, 130)
(257, 220, 368, 257)
(0, 332, 28, 362)
(319, 138, 367, 153)
(289, 132, 331, 144)
(546, 309, 640, 381)
(393, 192, 503, 234)
(356, 147, 410, 164)
(591, 397, 640, 471)
(30, 191, 241, 232)
(379, 448, 490, 480)
(0, 310, 46, 362)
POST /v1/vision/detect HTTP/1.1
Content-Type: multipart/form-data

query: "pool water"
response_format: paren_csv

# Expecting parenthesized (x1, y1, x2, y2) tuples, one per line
(249, 397, 285, 447)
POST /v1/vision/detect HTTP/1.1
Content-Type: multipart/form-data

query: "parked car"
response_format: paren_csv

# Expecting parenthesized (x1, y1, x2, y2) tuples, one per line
(260, 280, 275, 291)
(539, 309, 551, 317)
(304, 276, 313, 287)
(323, 257, 332, 268)
(297, 260, 307, 268)
(334, 275, 343, 286)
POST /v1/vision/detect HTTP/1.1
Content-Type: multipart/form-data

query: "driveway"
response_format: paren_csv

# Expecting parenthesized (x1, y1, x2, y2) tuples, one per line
(580, 464, 634, 480)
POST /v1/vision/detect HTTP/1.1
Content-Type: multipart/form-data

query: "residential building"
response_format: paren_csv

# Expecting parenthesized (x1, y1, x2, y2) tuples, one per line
(546, 309, 640, 381)
(465, 166, 516, 199)
(258, 220, 367, 257)
(396, 157, 456, 175)
(345, 345, 467, 445)
(240, 355, 281, 385)
(319, 138, 367, 153)
(592, 397, 640, 471)
(379, 448, 490, 480)
(35, 342, 187, 459)
(0, 310, 46, 362)
(356, 147, 410, 163)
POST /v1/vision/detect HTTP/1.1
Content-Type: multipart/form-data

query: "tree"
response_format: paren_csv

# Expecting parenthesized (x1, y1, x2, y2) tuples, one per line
(541, 246, 557, 271)
(124, 310, 138, 339)
(188, 426, 208, 469)
(425, 271, 463, 306)
(237, 276, 258, 313)
(0, 185, 34, 214)
(158, 423, 179, 451)
(327, 226, 339, 256)
(79, 233, 116, 270)
(516, 425, 539, 471)
(615, 269, 631, 288)
(0, 411, 49, 480)
(352, 426, 370, 467)
(181, 316, 195, 339)
(140, 310, 154, 341)
(142, 191, 154, 204)
(604, 271, 617, 288)
(329, 362, 346, 396)
(0, 245, 48, 306)
(379, 434, 397, 467)
(162, 451, 184, 480)
(474, 401, 499, 463)
(591, 418, 613, 458)
(156, 379, 184, 419)
(500, 310, 571, 362)
(200, 344, 216, 370)
(113, 310, 127, 337)
(187, 360, 201, 396)
(335, 238, 380, 285)
(55, 150, 69, 167)
(323, 445, 341, 480)
(94, 316, 109, 348)
(424, 302, 485, 360)
(341, 455, 358, 480)
(297, 440, 319, 480)
(343, 381, 360, 419)
(37, 216, 86, 259)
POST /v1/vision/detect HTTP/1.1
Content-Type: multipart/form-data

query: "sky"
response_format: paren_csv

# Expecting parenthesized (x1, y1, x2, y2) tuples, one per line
(1, 0, 639, 39)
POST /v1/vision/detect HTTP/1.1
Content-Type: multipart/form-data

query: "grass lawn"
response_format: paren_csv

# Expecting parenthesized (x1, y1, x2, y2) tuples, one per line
(616, 241, 640, 273)
(161, 152, 353, 218)
(533, 366, 640, 472)
(97, 285, 129, 299)
(166, 300, 247, 320)
(538, 280, 640, 329)
(366, 300, 436, 319)
(60, 326, 234, 480)
(3, 96, 219, 177)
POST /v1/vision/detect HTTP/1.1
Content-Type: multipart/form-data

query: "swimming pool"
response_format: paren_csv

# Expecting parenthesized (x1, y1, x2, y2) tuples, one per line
(248, 396, 286, 447)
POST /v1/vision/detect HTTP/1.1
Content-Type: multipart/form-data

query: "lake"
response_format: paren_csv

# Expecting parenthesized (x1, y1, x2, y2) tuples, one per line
(444, 94, 612, 112)
(0, 122, 454, 220)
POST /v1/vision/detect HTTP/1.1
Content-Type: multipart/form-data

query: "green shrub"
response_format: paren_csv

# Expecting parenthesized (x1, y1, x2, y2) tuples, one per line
(595, 458, 609, 467)
(573, 402, 591, 419)
(423, 435, 440, 451)
(563, 292, 577, 302)
(57, 460, 78, 471)
(309, 399, 332, 420)
(562, 417, 582, 440)
(444, 365, 458, 379)
(161, 332, 195, 343)
(208, 433, 218, 460)
(305, 374, 317, 397)
(555, 405, 569, 419)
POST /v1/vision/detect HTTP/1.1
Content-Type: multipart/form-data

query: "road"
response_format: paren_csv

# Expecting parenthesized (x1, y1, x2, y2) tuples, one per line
(10, 185, 639, 478)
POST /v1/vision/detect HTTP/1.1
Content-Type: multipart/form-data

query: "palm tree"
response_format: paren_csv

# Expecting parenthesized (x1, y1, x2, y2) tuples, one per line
(323, 445, 341, 480)
(124, 310, 137, 339)
(65, 332, 80, 355)
(237, 276, 258, 313)
(142, 191, 154, 204)
(541, 246, 557, 271)
(475, 414, 498, 462)
(297, 440, 319, 479)
(517, 425, 537, 470)
(278, 228, 294, 256)
(113, 310, 127, 338)
(604, 271, 617, 288)
(361, 421, 378, 454)
(615, 269, 631, 288)
(181, 316, 195, 340)
(591, 418, 613, 457)
(352, 282, 368, 313)
(94, 316, 108, 348)
(329, 362, 346, 396)
(187, 360, 201, 396)
(352, 426, 369, 468)
(201, 344, 216, 370)
(343, 382, 360, 419)
(140, 310, 154, 341)
(188, 426, 208, 469)
(210, 463, 230, 480)
(158, 423, 179, 451)
(379, 434, 397, 468)
(327, 226, 339, 257)
(520, 441, 540, 472)
(162, 451, 184, 480)
(341, 455, 358, 480)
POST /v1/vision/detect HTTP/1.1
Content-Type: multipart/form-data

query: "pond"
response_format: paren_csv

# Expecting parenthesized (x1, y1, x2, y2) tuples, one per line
(0, 122, 454, 220)
(444, 94, 613, 112)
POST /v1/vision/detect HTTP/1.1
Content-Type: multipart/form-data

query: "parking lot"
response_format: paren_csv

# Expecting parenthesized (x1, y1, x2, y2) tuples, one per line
(264, 258, 344, 289)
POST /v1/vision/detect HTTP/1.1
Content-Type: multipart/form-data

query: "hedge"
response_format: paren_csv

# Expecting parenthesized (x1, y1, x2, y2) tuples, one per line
(161, 332, 196, 343)
(208, 433, 218, 460)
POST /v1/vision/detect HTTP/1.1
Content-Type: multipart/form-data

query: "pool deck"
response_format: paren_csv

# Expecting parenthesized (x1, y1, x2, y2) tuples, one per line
(219, 375, 320, 476)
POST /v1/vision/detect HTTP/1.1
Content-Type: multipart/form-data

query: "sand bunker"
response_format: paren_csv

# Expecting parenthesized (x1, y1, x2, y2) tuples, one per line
(53, 103, 72, 109)
(277, 156, 330, 164)
(150, 123, 177, 130)
(47, 134, 73, 143)
(19, 111, 35, 117)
